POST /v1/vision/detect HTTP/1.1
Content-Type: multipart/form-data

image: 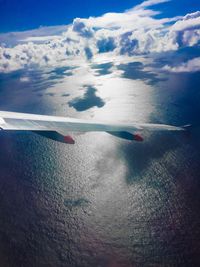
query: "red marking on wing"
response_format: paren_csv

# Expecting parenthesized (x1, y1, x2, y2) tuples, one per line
(133, 134, 144, 142)
(64, 135, 75, 144)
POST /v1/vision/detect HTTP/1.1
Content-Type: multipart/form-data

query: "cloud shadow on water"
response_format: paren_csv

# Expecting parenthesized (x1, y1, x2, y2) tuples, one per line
(68, 86, 105, 111)
(45, 92, 55, 96)
(46, 66, 75, 80)
(91, 62, 113, 76)
(62, 93, 70, 97)
(118, 62, 166, 85)
(0, 69, 58, 99)
(64, 198, 90, 210)
(152, 46, 200, 69)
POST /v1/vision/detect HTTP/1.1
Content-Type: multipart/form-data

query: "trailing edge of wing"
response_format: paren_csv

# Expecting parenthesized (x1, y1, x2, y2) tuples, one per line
(0, 111, 185, 135)
(0, 111, 189, 143)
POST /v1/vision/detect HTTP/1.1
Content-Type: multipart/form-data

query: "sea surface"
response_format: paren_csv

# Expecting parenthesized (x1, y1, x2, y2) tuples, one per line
(0, 63, 200, 267)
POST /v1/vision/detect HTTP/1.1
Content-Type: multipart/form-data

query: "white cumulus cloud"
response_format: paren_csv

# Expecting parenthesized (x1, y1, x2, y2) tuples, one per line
(132, 0, 171, 11)
(0, 0, 199, 73)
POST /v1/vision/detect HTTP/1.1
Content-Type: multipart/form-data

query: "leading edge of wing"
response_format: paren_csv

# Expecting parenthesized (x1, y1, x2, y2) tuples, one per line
(0, 110, 186, 133)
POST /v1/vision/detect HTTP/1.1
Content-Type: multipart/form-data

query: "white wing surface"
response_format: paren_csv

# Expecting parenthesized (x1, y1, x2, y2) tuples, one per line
(0, 111, 186, 144)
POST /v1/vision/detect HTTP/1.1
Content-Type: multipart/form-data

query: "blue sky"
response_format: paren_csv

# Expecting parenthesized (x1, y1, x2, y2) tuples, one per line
(0, 0, 199, 33)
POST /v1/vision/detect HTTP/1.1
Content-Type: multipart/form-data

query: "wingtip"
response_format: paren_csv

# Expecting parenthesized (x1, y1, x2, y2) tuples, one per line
(181, 124, 192, 132)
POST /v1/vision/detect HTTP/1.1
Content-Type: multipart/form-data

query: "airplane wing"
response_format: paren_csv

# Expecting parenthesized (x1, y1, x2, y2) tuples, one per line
(0, 111, 188, 144)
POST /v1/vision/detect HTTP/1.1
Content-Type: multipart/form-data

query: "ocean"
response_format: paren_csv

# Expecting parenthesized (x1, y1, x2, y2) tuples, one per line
(0, 63, 200, 267)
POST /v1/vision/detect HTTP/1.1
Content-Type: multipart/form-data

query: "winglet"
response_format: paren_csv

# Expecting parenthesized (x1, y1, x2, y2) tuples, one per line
(181, 124, 192, 138)
(182, 124, 192, 130)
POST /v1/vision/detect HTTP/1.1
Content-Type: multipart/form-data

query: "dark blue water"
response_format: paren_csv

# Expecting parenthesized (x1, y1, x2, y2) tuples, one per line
(0, 67, 200, 267)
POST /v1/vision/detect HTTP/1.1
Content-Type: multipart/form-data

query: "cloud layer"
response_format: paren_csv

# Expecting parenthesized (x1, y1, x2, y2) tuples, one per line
(0, 0, 200, 73)
(163, 57, 200, 72)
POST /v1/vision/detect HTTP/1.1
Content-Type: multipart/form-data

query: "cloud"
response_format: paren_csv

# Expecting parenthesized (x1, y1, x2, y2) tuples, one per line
(97, 37, 116, 53)
(0, 25, 67, 46)
(166, 11, 200, 48)
(163, 57, 200, 72)
(72, 18, 94, 38)
(132, 0, 171, 11)
(0, 0, 199, 73)
(20, 76, 30, 82)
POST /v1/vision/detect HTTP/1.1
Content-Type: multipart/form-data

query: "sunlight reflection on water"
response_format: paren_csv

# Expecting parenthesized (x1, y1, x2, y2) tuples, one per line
(0, 65, 200, 267)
